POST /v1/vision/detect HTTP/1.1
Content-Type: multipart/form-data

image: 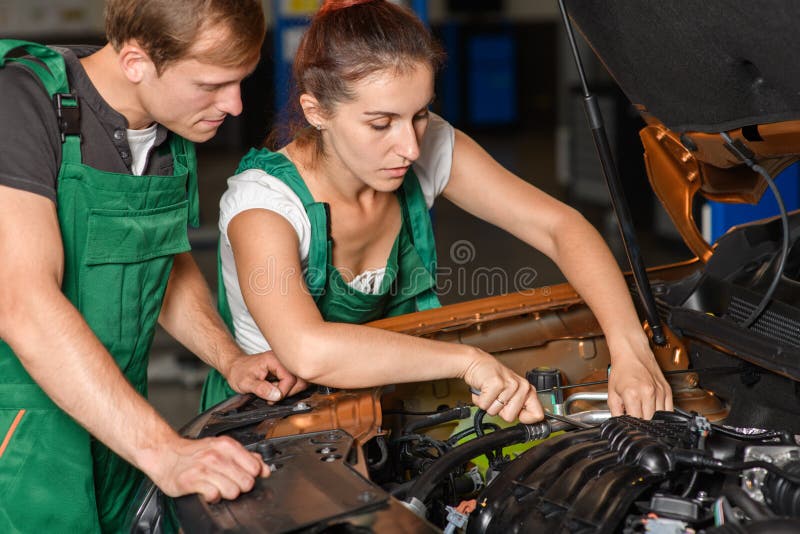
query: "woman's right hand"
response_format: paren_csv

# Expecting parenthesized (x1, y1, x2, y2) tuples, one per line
(463, 350, 544, 424)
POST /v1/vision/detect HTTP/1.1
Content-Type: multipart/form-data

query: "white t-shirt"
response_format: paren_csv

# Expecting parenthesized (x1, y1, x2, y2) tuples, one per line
(126, 124, 158, 176)
(219, 112, 455, 354)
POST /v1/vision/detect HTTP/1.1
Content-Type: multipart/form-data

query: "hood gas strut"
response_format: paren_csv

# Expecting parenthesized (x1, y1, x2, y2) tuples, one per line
(557, 0, 666, 345)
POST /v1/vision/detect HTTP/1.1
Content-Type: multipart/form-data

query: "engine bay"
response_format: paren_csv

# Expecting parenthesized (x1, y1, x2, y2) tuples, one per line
(129, 212, 800, 534)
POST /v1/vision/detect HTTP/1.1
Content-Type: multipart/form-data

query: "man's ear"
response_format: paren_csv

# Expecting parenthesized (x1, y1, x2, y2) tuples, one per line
(299, 93, 325, 129)
(117, 41, 154, 84)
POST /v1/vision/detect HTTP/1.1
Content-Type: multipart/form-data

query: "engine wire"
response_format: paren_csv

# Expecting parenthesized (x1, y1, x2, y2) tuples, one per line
(472, 409, 502, 464)
(719, 131, 791, 328)
(447, 423, 502, 447)
(673, 406, 791, 442)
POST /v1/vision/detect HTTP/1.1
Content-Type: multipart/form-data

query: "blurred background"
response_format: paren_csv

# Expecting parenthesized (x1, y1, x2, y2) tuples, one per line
(1, 0, 696, 426)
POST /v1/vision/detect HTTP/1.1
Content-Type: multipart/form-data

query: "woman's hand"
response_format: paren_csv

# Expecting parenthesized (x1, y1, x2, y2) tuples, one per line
(606, 332, 672, 419)
(463, 350, 544, 424)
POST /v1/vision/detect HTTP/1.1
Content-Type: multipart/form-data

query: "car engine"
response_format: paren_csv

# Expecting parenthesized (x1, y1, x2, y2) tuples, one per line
(132, 386, 800, 534)
(128, 212, 800, 534)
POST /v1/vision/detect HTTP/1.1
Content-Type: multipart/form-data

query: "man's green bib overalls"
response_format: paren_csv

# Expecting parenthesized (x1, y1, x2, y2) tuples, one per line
(0, 41, 199, 533)
(200, 149, 440, 410)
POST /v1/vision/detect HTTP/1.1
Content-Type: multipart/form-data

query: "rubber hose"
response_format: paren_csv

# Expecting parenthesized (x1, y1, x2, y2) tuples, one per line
(721, 482, 773, 521)
(404, 422, 551, 505)
(403, 406, 472, 435)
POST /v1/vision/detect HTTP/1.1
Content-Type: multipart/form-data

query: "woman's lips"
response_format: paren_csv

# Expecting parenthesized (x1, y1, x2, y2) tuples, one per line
(384, 165, 410, 178)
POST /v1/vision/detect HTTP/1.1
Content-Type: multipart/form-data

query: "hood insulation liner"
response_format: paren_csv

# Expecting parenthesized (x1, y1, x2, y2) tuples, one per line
(564, 0, 800, 133)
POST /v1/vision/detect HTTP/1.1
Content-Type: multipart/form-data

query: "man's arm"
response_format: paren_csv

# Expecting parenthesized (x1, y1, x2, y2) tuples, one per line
(157, 252, 305, 401)
(0, 186, 268, 502)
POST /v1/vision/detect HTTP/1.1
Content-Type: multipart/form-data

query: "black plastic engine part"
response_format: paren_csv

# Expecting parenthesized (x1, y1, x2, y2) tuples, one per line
(468, 412, 698, 534)
(651, 213, 800, 433)
(647, 493, 701, 521)
(689, 341, 800, 434)
(198, 392, 314, 438)
(527, 367, 564, 404)
(763, 459, 800, 516)
(658, 212, 800, 382)
(175, 430, 439, 533)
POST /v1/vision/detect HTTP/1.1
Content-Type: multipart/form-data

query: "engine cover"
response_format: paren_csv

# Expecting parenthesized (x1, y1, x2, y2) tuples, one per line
(470, 412, 701, 533)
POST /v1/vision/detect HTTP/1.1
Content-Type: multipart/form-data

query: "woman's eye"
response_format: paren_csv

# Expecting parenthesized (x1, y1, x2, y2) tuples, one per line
(370, 122, 391, 131)
(413, 110, 430, 121)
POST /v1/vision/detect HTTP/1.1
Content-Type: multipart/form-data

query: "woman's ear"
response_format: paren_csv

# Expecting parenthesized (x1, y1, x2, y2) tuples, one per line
(299, 93, 325, 130)
(117, 41, 153, 84)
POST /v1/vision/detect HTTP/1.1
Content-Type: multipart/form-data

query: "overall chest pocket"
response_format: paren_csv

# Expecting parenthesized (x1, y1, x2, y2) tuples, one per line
(78, 201, 191, 380)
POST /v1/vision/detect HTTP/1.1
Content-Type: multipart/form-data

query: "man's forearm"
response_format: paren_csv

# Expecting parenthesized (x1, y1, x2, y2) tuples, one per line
(3, 285, 180, 476)
(158, 252, 242, 377)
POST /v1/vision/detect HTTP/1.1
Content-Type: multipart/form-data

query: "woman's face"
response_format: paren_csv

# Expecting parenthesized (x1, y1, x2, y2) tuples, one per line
(318, 62, 435, 193)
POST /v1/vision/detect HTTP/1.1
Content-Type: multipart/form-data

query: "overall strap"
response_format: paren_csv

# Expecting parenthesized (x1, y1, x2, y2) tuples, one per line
(398, 170, 441, 310)
(237, 149, 331, 301)
(0, 40, 81, 164)
(169, 134, 200, 227)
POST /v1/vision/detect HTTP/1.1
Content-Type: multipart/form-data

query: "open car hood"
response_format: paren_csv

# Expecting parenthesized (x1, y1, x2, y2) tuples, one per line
(565, 0, 800, 260)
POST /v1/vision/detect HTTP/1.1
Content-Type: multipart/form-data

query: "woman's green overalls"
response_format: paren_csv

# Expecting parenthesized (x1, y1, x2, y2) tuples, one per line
(200, 149, 440, 410)
(0, 41, 199, 533)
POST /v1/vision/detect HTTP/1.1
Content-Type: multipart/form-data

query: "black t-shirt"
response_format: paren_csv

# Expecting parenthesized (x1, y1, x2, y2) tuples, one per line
(0, 45, 174, 204)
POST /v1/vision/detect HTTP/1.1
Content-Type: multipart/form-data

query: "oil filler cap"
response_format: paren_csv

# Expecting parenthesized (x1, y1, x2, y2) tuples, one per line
(526, 367, 563, 404)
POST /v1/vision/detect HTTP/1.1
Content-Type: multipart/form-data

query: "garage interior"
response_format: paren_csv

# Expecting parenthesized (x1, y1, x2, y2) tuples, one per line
(2, 0, 702, 427)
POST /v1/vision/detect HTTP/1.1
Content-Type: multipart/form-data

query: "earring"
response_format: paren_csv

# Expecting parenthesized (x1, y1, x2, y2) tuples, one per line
(315, 124, 322, 131)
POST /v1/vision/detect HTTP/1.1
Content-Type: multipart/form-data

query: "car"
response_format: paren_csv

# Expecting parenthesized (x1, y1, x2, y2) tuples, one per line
(130, 2, 800, 532)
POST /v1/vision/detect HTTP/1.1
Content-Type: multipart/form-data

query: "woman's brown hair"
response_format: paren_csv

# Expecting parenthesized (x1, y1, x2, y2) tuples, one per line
(270, 0, 445, 159)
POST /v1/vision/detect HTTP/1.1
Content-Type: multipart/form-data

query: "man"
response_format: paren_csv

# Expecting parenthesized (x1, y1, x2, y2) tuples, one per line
(0, 1, 303, 531)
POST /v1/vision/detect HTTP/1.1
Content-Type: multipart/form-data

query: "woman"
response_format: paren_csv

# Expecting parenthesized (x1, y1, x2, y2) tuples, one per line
(201, 0, 672, 421)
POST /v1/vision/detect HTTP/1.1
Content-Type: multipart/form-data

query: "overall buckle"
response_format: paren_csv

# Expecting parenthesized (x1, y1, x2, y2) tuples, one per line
(53, 93, 81, 142)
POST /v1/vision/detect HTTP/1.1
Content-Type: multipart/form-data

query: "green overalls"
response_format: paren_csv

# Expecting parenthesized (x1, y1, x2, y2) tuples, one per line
(0, 41, 199, 533)
(200, 149, 440, 410)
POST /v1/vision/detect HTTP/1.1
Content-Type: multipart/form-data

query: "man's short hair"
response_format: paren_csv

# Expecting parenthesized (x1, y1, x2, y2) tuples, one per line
(105, 0, 265, 74)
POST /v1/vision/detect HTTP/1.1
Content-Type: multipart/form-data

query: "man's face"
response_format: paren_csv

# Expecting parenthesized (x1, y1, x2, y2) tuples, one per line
(136, 28, 258, 142)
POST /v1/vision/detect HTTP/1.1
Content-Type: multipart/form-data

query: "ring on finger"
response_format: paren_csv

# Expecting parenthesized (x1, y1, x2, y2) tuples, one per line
(493, 398, 507, 406)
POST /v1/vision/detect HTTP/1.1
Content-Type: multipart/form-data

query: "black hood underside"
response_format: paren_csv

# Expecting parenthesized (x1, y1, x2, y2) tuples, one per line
(565, 0, 800, 133)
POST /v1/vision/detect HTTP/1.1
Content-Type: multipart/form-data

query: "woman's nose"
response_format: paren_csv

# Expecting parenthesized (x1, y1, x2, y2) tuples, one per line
(397, 123, 420, 162)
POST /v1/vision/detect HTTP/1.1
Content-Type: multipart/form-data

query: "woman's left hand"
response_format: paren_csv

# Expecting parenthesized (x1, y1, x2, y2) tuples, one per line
(606, 333, 673, 419)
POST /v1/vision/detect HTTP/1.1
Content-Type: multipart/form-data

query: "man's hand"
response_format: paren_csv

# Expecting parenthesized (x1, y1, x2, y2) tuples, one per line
(226, 350, 307, 402)
(145, 435, 269, 503)
(157, 254, 306, 402)
(463, 350, 544, 424)
(607, 334, 673, 419)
